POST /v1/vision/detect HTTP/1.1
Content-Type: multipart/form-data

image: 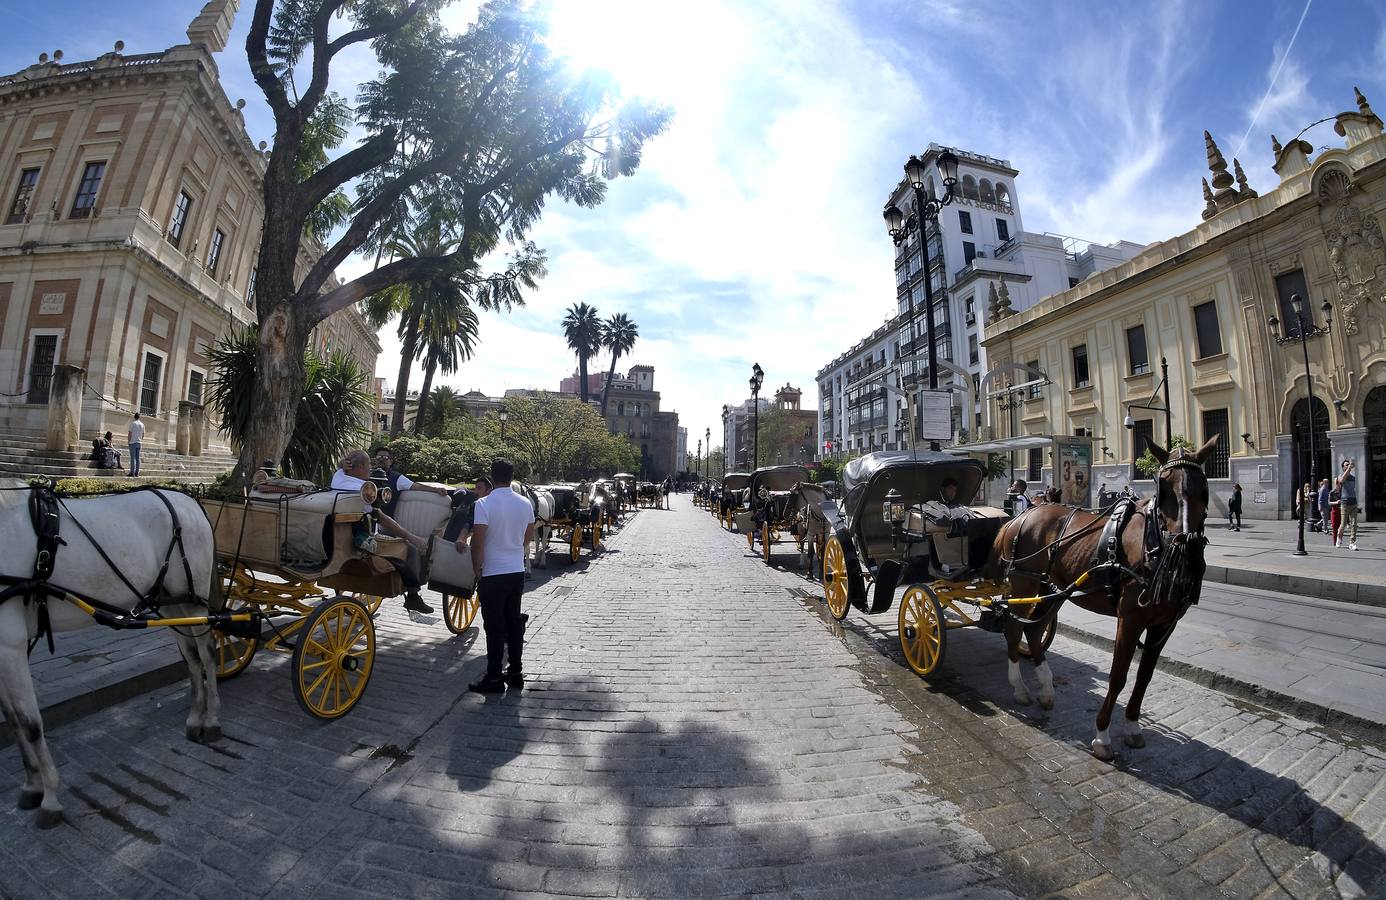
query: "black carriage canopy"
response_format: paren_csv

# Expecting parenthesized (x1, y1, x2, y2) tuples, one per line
(839, 451, 986, 559)
(540, 484, 584, 521)
(748, 465, 809, 496)
(721, 472, 752, 491)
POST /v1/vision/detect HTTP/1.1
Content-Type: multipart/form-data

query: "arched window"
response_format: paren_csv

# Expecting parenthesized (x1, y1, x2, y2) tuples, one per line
(979, 179, 995, 203)
(961, 175, 979, 201)
(995, 182, 1011, 206)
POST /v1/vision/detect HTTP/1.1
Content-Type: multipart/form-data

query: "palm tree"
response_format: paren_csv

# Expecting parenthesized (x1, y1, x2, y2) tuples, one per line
(361, 223, 463, 433)
(561, 302, 603, 405)
(412, 295, 480, 434)
(428, 385, 461, 434)
(599, 313, 639, 416)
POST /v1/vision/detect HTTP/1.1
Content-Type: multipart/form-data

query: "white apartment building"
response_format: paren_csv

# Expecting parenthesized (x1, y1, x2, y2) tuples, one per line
(721, 396, 768, 471)
(817, 144, 1143, 455)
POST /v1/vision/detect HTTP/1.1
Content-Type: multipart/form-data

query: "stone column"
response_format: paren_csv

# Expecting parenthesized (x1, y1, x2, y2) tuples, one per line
(176, 400, 194, 455)
(187, 403, 205, 456)
(46, 364, 85, 452)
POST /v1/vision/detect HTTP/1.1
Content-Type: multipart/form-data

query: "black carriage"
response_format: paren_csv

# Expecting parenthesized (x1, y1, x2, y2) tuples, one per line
(541, 484, 602, 563)
(818, 451, 1052, 677)
(738, 465, 810, 564)
(719, 472, 751, 529)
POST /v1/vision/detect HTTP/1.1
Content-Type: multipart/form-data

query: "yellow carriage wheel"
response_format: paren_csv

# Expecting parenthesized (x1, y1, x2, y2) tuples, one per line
(212, 600, 258, 680)
(746, 528, 755, 551)
(591, 520, 603, 551)
(822, 534, 852, 621)
(762, 523, 772, 564)
(291, 596, 375, 719)
(1017, 613, 1058, 658)
(441, 593, 480, 635)
(898, 585, 947, 677)
(569, 525, 583, 564)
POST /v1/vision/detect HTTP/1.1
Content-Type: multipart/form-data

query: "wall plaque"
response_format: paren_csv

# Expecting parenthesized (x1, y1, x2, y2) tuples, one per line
(1254, 491, 1268, 504)
(1258, 464, 1274, 483)
(39, 293, 65, 315)
(150, 313, 169, 338)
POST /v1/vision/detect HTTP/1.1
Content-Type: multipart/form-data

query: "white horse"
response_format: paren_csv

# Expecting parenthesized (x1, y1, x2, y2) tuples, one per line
(0, 481, 222, 828)
(524, 484, 555, 571)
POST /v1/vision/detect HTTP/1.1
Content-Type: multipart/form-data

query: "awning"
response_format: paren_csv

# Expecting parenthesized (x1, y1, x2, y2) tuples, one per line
(947, 435, 1056, 454)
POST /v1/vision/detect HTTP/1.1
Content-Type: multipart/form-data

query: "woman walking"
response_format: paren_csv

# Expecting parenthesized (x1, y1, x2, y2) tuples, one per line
(1229, 483, 1242, 532)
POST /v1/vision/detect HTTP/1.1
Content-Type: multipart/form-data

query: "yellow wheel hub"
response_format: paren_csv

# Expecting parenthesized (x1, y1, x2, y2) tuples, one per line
(899, 585, 946, 677)
(291, 596, 376, 719)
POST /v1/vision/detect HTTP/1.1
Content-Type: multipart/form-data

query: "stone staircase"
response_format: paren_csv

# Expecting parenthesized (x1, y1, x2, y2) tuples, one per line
(0, 432, 237, 483)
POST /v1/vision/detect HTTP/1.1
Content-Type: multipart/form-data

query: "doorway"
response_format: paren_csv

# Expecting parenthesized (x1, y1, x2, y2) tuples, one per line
(1365, 386, 1386, 521)
(1290, 397, 1330, 497)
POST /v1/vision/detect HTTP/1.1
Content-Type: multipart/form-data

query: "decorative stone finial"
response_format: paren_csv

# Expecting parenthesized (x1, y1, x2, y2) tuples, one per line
(114, 40, 125, 52)
(1205, 131, 1234, 192)
(53, 50, 63, 61)
(38, 52, 47, 63)
(235, 98, 246, 109)
(1233, 158, 1257, 200)
(986, 282, 1000, 318)
(1201, 177, 1217, 220)
(995, 281, 1015, 319)
(1334, 85, 1384, 147)
(1357, 86, 1374, 118)
(258, 140, 267, 150)
(1271, 134, 1282, 156)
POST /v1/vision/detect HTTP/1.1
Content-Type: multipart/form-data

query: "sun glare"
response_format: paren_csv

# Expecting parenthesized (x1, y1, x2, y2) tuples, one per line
(542, 0, 736, 102)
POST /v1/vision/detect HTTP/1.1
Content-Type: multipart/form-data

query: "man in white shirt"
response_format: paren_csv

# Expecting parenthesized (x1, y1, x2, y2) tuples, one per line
(330, 449, 434, 615)
(127, 413, 145, 477)
(469, 457, 536, 693)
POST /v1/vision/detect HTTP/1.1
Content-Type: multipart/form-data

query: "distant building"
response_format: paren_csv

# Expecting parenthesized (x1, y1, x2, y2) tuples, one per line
(0, 1, 379, 449)
(602, 364, 679, 480)
(728, 385, 816, 469)
(558, 369, 607, 399)
(721, 396, 769, 471)
(676, 426, 688, 473)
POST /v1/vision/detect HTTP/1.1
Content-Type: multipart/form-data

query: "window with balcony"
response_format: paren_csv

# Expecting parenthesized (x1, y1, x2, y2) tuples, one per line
(1273, 269, 1315, 331)
(959, 210, 972, 234)
(968, 334, 979, 365)
(206, 228, 225, 276)
(69, 161, 106, 219)
(7, 167, 39, 224)
(1125, 324, 1149, 375)
(1201, 408, 1230, 478)
(1071, 343, 1090, 388)
(169, 191, 193, 248)
(995, 218, 1009, 242)
(1026, 359, 1042, 399)
(1027, 447, 1043, 481)
(963, 241, 976, 265)
(1192, 301, 1223, 357)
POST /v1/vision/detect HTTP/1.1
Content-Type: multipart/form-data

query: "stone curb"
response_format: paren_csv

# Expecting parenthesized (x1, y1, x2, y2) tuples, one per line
(1204, 563, 1386, 608)
(0, 659, 190, 750)
(1057, 622, 1386, 747)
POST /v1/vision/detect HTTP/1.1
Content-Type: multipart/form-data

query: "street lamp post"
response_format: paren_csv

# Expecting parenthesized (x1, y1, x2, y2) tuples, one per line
(1269, 293, 1333, 556)
(705, 427, 711, 485)
(884, 149, 961, 452)
(498, 406, 508, 440)
(721, 405, 730, 478)
(749, 363, 765, 469)
(695, 438, 701, 492)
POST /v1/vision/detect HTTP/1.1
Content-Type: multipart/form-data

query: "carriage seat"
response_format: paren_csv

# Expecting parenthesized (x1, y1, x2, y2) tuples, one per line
(908, 504, 1008, 578)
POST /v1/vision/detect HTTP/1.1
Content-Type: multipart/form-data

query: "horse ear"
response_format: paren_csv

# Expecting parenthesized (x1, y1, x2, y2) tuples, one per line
(1193, 433, 1220, 464)
(1147, 441, 1169, 465)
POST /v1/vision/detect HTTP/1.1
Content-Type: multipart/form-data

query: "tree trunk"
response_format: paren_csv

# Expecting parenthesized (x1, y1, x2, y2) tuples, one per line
(414, 357, 437, 435)
(577, 354, 589, 405)
(600, 351, 621, 416)
(391, 310, 421, 434)
(233, 303, 309, 484)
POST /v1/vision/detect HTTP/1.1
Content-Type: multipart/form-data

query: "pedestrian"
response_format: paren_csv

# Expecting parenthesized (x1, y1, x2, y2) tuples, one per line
(127, 412, 144, 476)
(1229, 483, 1242, 531)
(447, 476, 492, 550)
(330, 449, 434, 615)
(1316, 478, 1331, 536)
(371, 446, 451, 513)
(1338, 459, 1360, 551)
(1007, 479, 1030, 515)
(1329, 482, 1342, 548)
(469, 458, 536, 694)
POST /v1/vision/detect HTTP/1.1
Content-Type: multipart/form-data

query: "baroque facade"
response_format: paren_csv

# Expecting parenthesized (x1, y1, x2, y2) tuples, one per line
(0, 1, 379, 452)
(983, 88, 1386, 521)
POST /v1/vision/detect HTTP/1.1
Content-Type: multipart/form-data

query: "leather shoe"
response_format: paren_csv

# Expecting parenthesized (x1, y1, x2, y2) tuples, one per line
(403, 593, 434, 614)
(468, 677, 506, 694)
(505, 671, 525, 689)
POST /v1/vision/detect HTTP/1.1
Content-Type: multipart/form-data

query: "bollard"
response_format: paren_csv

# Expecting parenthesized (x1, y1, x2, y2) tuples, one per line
(188, 402, 205, 456)
(176, 401, 193, 455)
(46, 364, 85, 452)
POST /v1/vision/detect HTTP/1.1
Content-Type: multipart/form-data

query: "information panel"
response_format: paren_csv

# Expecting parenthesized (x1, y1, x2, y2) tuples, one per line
(917, 390, 952, 442)
(1054, 436, 1093, 507)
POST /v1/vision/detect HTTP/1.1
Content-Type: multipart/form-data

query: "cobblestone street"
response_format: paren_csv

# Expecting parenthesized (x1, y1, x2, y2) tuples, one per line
(3, 496, 1384, 898)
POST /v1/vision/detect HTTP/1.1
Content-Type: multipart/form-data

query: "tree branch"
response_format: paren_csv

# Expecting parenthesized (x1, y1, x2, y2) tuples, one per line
(298, 128, 397, 213)
(300, 0, 429, 115)
(246, 0, 291, 123)
(312, 244, 504, 321)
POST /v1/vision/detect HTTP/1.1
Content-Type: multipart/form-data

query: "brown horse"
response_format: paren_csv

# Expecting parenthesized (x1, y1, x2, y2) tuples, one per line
(984, 437, 1219, 760)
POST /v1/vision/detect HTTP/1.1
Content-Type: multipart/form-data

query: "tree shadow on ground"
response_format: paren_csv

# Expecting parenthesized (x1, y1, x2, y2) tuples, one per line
(815, 594, 1386, 896)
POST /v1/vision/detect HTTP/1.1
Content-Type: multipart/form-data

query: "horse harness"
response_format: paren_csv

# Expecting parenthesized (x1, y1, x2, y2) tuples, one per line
(0, 483, 203, 655)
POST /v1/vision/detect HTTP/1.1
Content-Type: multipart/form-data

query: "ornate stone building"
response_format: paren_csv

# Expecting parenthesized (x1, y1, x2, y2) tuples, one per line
(983, 88, 1386, 520)
(0, 1, 379, 452)
(601, 364, 680, 480)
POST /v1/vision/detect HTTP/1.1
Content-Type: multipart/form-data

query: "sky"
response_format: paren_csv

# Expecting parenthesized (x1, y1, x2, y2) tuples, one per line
(3, 0, 1385, 452)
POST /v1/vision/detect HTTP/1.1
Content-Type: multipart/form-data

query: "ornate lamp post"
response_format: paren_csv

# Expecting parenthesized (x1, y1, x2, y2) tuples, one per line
(498, 406, 508, 440)
(704, 427, 711, 484)
(884, 149, 960, 452)
(749, 363, 765, 469)
(695, 437, 701, 480)
(1269, 293, 1333, 556)
(721, 405, 730, 477)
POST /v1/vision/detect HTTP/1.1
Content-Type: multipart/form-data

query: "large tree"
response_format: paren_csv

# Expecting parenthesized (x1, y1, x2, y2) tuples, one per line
(598, 312, 638, 416)
(561, 302, 602, 405)
(237, 0, 668, 483)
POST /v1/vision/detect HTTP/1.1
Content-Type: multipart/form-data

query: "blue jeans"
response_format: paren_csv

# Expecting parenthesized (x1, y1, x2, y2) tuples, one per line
(129, 442, 141, 475)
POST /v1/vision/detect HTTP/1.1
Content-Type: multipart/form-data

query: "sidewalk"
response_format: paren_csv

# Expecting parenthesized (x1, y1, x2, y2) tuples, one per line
(1203, 516, 1386, 606)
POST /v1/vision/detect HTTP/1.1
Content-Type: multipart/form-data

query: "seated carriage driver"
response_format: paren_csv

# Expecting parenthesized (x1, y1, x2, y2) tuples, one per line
(330, 449, 435, 615)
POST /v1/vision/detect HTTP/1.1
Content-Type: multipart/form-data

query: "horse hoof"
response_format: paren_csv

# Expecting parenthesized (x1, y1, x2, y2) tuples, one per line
(1091, 740, 1116, 761)
(1013, 693, 1032, 706)
(1038, 695, 1054, 710)
(35, 808, 63, 829)
(201, 725, 222, 744)
(17, 790, 42, 811)
(1123, 732, 1146, 749)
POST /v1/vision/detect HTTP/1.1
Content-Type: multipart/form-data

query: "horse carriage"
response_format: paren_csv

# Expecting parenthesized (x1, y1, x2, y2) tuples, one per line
(530, 483, 602, 565)
(635, 481, 667, 509)
(591, 478, 622, 529)
(613, 473, 637, 513)
(817, 452, 1048, 677)
(719, 472, 751, 529)
(200, 476, 477, 719)
(736, 465, 826, 566)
